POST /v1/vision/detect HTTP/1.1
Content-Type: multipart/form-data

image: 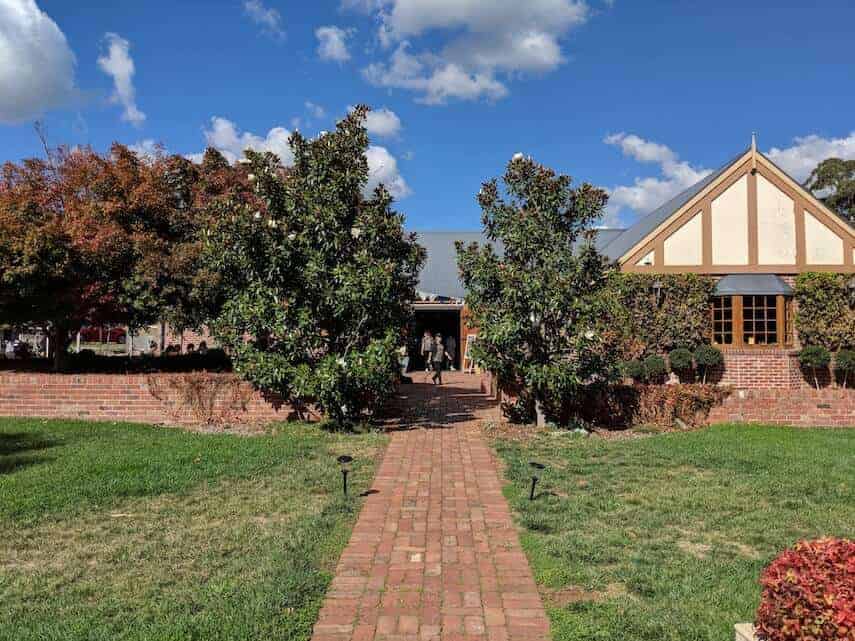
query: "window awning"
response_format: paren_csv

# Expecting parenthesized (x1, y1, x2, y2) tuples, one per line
(714, 274, 793, 296)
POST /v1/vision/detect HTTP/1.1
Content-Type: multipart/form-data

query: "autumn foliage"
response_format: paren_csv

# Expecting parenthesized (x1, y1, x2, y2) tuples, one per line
(0, 143, 249, 368)
(756, 538, 855, 641)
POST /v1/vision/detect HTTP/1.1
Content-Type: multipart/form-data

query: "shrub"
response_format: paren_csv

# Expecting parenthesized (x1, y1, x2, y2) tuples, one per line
(633, 384, 729, 429)
(642, 355, 667, 383)
(620, 359, 645, 382)
(603, 273, 716, 360)
(794, 273, 855, 351)
(668, 347, 694, 372)
(756, 538, 855, 641)
(501, 396, 535, 425)
(694, 344, 723, 384)
(799, 345, 832, 390)
(835, 349, 855, 389)
(566, 384, 729, 430)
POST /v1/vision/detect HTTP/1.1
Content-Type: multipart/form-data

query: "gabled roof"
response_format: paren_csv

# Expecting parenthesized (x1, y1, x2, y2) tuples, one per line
(600, 146, 855, 266)
(600, 149, 749, 261)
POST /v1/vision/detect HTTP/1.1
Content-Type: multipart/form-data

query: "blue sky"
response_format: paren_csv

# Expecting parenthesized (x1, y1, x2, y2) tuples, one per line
(2, 0, 854, 229)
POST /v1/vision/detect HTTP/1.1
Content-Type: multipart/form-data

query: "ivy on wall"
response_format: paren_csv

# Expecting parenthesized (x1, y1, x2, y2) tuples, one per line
(604, 273, 716, 359)
(794, 273, 855, 351)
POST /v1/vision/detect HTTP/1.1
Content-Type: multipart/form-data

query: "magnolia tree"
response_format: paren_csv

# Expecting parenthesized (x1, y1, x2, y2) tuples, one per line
(456, 155, 620, 426)
(203, 107, 424, 425)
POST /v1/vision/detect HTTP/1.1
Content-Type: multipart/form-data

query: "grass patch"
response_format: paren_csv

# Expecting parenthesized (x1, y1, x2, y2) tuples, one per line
(494, 423, 855, 641)
(0, 417, 387, 641)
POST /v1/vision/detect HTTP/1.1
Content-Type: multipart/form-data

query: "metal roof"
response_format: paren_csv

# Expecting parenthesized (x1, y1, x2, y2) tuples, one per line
(414, 229, 625, 300)
(414, 231, 489, 300)
(600, 149, 750, 261)
(715, 274, 794, 296)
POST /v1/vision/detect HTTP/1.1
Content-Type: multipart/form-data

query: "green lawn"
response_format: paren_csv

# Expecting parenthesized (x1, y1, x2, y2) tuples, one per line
(494, 424, 855, 641)
(0, 417, 387, 641)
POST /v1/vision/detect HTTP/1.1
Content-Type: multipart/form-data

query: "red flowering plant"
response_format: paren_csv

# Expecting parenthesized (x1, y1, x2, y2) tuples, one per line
(756, 538, 855, 641)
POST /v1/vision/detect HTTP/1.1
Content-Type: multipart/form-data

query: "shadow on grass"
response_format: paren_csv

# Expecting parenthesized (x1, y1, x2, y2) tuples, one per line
(0, 432, 58, 475)
(0, 432, 58, 456)
(0, 456, 53, 474)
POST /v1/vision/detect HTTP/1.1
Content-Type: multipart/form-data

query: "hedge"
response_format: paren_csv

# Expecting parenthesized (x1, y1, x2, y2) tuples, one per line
(604, 273, 716, 360)
(794, 273, 855, 351)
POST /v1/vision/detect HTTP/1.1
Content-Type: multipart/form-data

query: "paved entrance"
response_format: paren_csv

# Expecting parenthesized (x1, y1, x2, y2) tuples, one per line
(312, 372, 551, 641)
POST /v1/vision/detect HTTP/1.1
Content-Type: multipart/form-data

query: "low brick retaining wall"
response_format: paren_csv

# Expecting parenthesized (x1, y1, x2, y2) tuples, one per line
(0, 372, 291, 426)
(718, 349, 805, 389)
(710, 388, 855, 427)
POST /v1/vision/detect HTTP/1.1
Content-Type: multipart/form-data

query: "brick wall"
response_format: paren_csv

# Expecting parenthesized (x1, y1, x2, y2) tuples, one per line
(0, 372, 292, 427)
(717, 349, 806, 389)
(709, 388, 854, 427)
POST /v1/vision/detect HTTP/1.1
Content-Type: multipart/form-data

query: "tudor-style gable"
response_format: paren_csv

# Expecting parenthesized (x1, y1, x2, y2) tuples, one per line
(606, 146, 855, 274)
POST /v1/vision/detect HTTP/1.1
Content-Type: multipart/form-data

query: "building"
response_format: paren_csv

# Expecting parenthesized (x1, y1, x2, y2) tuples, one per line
(414, 142, 855, 386)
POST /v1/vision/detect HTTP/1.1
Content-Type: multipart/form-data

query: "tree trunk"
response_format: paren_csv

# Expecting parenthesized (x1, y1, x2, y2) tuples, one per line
(52, 323, 70, 372)
(535, 398, 546, 428)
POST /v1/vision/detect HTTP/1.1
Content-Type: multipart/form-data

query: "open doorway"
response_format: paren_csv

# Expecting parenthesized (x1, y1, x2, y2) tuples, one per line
(411, 306, 461, 371)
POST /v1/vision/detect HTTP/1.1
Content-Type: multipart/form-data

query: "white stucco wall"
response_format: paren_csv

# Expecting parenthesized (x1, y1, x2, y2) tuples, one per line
(664, 211, 702, 265)
(635, 250, 654, 266)
(711, 175, 749, 265)
(804, 210, 844, 264)
(756, 174, 796, 264)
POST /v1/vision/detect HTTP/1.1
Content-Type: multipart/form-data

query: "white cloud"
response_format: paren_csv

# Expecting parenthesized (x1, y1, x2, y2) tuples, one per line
(363, 42, 507, 104)
(189, 116, 410, 199)
(128, 139, 163, 160)
(766, 132, 855, 183)
(193, 116, 295, 165)
(316, 26, 352, 63)
(352, 0, 590, 103)
(365, 144, 411, 198)
(0, 0, 77, 123)
(243, 0, 285, 39)
(97, 33, 145, 127)
(355, 106, 401, 138)
(603, 133, 711, 226)
(305, 101, 326, 119)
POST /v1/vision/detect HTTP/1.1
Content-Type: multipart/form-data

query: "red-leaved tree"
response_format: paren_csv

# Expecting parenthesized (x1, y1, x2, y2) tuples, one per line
(0, 144, 249, 369)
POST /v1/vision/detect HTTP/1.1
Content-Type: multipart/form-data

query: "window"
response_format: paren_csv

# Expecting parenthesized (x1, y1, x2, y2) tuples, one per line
(712, 296, 733, 345)
(742, 295, 777, 345)
(711, 295, 791, 347)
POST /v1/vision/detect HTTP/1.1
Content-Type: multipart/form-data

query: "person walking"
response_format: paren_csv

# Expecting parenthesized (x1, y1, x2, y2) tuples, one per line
(444, 334, 457, 371)
(431, 334, 447, 385)
(421, 329, 434, 372)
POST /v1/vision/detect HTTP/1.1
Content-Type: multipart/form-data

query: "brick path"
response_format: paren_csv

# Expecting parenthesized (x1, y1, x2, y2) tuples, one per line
(312, 372, 551, 641)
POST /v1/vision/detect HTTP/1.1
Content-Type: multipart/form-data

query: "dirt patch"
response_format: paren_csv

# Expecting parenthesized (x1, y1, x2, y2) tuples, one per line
(543, 582, 626, 606)
(725, 540, 763, 560)
(481, 420, 547, 443)
(677, 539, 712, 559)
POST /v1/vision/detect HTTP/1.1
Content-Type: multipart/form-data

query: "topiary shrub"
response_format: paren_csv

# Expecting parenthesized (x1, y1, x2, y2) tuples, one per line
(620, 359, 645, 382)
(755, 537, 855, 641)
(642, 354, 667, 383)
(799, 345, 831, 390)
(693, 344, 723, 384)
(668, 347, 694, 381)
(835, 349, 855, 389)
